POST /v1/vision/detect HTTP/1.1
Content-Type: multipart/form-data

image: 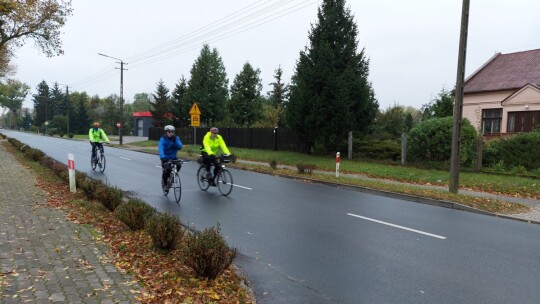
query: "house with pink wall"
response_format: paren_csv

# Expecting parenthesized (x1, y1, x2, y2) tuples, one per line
(462, 49, 540, 136)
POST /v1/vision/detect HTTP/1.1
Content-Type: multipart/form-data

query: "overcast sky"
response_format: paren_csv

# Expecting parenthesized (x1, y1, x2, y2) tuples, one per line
(11, 0, 540, 111)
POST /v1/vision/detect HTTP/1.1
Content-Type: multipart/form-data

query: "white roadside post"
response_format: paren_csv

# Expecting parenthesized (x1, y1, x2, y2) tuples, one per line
(68, 153, 76, 192)
(336, 152, 341, 178)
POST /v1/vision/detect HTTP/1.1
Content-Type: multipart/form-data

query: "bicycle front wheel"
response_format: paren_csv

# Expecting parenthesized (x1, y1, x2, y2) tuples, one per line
(172, 172, 181, 204)
(197, 166, 210, 191)
(90, 157, 97, 171)
(99, 153, 106, 173)
(217, 169, 233, 196)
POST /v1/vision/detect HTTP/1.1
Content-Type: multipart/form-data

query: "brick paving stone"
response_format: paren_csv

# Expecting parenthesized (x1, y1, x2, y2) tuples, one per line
(0, 142, 141, 303)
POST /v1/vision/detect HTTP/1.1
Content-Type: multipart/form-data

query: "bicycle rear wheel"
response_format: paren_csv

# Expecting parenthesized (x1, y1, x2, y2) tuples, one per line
(217, 169, 233, 196)
(172, 172, 181, 203)
(99, 153, 106, 173)
(197, 166, 210, 191)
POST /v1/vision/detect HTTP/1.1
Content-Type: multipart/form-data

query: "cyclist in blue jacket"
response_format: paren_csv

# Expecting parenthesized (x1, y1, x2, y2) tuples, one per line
(158, 125, 183, 191)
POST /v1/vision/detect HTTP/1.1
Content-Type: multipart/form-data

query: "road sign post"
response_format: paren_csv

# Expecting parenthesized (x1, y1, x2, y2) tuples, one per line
(189, 102, 202, 145)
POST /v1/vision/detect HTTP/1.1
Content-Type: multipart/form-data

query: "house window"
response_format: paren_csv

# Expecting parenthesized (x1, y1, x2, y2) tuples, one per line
(482, 109, 502, 134)
(507, 111, 540, 133)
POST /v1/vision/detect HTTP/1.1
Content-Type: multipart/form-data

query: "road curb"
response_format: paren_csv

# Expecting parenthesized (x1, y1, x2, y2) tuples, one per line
(111, 144, 540, 225)
(250, 169, 540, 226)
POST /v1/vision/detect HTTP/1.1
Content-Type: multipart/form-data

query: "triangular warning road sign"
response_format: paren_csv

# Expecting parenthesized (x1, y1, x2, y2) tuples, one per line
(189, 102, 201, 115)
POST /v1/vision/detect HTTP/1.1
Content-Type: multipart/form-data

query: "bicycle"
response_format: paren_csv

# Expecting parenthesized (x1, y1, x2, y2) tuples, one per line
(197, 154, 234, 196)
(163, 159, 183, 204)
(90, 143, 108, 173)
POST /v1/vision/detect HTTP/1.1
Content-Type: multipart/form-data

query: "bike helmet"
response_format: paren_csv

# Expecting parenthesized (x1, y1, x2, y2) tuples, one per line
(210, 127, 219, 134)
(93, 122, 100, 127)
(164, 125, 175, 132)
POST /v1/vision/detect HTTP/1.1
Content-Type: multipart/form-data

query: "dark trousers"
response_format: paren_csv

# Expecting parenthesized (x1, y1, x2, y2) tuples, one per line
(90, 142, 104, 160)
(161, 158, 177, 185)
(201, 152, 219, 178)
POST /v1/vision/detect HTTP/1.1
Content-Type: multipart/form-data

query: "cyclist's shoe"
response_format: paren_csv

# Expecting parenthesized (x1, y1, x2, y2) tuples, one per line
(162, 183, 169, 192)
(209, 179, 217, 187)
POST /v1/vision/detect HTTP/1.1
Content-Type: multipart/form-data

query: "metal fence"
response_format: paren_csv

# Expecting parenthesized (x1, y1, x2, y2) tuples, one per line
(149, 127, 309, 153)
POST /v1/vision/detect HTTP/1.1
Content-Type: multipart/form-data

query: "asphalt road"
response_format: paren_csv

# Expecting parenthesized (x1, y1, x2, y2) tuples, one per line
(4, 130, 540, 304)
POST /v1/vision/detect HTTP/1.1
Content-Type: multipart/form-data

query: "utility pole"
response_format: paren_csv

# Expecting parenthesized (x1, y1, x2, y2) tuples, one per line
(449, 0, 470, 193)
(98, 53, 128, 145)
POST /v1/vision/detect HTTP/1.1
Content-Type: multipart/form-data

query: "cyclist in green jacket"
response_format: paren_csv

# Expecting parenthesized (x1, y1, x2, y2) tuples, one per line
(200, 127, 230, 185)
(89, 122, 110, 163)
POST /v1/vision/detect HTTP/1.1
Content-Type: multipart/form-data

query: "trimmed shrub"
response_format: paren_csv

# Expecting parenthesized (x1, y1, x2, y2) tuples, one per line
(269, 160, 278, 170)
(145, 212, 183, 250)
(296, 162, 315, 174)
(95, 186, 123, 211)
(407, 117, 477, 165)
(482, 131, 540, 170)
(24, 148, 45, 161)
(68, 133, 74, 138)
(75, 172, 88, 186)
(114, 198, 155, 230)
(80, 179, 103, 200)
(353, 138, 401, 161)
(182, 224, 238, 280)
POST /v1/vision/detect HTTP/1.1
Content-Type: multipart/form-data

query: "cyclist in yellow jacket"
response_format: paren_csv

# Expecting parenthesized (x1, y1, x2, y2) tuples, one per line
(89, 122, 110, 163)
(200, 127, 230, 185)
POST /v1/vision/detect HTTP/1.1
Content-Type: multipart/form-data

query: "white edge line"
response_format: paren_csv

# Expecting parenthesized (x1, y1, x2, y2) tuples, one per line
(119, 157, 131, 161)
(347, 213, 447, 240)
(232, 184, 252, 190)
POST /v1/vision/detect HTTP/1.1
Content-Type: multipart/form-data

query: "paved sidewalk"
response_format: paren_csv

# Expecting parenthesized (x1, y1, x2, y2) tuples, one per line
(0, 142, 140, 303)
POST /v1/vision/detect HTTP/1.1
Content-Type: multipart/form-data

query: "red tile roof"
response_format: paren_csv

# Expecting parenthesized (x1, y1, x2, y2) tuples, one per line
(464, 49, 540, 94)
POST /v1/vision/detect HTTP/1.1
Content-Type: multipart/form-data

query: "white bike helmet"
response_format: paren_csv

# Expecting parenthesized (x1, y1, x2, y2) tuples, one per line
(164, 125, 175, 132)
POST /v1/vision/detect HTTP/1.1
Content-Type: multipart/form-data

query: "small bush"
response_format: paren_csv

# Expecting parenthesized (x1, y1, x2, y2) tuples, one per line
(75, 172, 88, 186)
(509, 165, 528, 175)
(68, 133, 74, 138)
(408, 117, 477, 165)
(24, 148, 45, 161)
(80, 179, 103, 200)
(49, 160, 67, 176)
(145, 212, 183, 250)
(95, 186, 123, 211)
(59, 133, 64, 138)
(269, 160, 278, 170)
(182, 224, 238, 280)
(114, 198, 155, 230)
(296, 162, 316, 174)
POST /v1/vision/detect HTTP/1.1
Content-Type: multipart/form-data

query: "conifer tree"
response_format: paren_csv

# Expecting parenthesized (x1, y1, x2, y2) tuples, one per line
(185, 44, 229, 126)
(229, 62, 263, 127)
(267, 65, 288, 106)
(171, 76, 191, 128)
(285, 0, 378, 152)
(33, 80, 50, 126)
(149, 80, 171, 127)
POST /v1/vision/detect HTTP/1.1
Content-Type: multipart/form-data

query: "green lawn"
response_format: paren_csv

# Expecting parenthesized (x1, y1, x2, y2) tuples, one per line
(127, 143, 540, 200)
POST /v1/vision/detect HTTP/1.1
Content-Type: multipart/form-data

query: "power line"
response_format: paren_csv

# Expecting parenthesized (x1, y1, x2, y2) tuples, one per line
(129, 0, 320, 69)
(65, 0, 320, 92)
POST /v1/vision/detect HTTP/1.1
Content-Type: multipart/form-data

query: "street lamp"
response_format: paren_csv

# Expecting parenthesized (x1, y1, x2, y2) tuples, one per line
(98, 53, 127, 145)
